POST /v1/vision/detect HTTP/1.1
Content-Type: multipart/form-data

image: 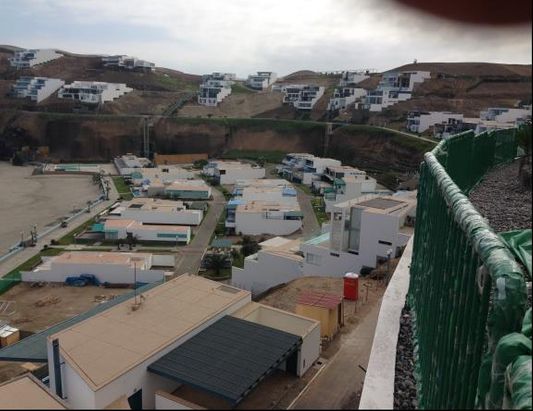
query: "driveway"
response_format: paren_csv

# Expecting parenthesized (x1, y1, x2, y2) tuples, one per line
(174, 187, 226, 275)
(290, 300, 382, 409)
(290, 185, 320, 239)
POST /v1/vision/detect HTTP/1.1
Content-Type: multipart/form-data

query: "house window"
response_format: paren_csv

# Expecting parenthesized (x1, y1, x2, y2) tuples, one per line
(306, 253, 322, 266)
(330, 252, 340, 257)
(378, 240, 393, 246)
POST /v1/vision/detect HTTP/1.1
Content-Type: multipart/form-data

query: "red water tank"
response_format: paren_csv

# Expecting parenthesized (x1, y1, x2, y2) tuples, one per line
(344, 272, 359, 300)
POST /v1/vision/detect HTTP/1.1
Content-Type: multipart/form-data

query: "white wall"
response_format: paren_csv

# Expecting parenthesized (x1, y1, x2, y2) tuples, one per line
(231, 251, 303, 295)
(298, 323, 321, 376)
(49, 294, 252, 409)
(219, 167, 265, 184)
(155, 391, 201, 409)
(21, 264, 164, 284)
(121, 209, 202, 226)
(235, 212, 302, 236)
(300, 244, 362, 277)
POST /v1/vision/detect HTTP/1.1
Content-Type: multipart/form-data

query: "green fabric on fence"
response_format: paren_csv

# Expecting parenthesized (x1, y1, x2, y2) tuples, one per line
(522, 309, 532, 338)
(503, 356, 532, 410)
(486, 333, 531, 409)
(500, 229, 532, 279)
(409, 128, 529, 410)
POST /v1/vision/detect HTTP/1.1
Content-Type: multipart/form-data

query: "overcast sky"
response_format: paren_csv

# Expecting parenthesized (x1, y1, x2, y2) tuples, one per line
(1, 0, 531, 77)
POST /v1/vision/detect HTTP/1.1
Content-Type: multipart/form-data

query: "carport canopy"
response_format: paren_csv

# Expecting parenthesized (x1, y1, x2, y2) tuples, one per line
(148, 315, 301, 405)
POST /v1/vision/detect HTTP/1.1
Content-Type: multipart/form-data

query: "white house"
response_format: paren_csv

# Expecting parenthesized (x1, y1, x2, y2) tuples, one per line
(363, 70, 431, 112)
(327, 87, 367, 112)
(9, 49, 63, 69)
(230, 200, 303, 236)
(246, 71, 277, 90)
(44, 275, 320, 409)
(110, 198, 203, 226)
(231, 193, 416, 295)
(197, 73, 235, 106)
(140, 178, 212, 200)
(58, 81, 132, 105)
(301, 194, 416, 277)
(232, 237, 304, 296)
(21, 251, 165, 284)
(101, 219, 191, 244)
(406, 111, 465, 134)
(11, 77, 65, 103)
(113, 154, 152, 177)
(280, 85, 325, 110)
(101, 55, 155, 71)
(339, 71, 370, 87)
(480, 107, 532, 123)
(202, 160, 265, 184)
(130, 166, 193, 187)
(278, 153, 341, 186)
(323, 174, 380, 213)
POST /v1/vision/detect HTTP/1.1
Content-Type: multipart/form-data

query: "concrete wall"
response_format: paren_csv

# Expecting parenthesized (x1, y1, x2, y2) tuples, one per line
(155, 391, 205, 409)
(235, 212, 302, 236)
(121, 209, 203, 226)
(21, 264, 165, 284)
(231, 251, 303, 296)
(49, 293, 252, 409)
(298, 322, 321, 376)
(295, 304, 338, 338)
(154, 153, 208, 165)
(359, 238, 413, 409)
(219, 167, 266, 185)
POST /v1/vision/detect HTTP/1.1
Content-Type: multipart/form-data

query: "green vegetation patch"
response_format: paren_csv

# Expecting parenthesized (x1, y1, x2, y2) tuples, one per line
(56, 217, 97, 246)
(227, 117, 326, 133)
(231, 83, 255, 94)
(112, 177, 133, 200)
(311, 197, 329, 226)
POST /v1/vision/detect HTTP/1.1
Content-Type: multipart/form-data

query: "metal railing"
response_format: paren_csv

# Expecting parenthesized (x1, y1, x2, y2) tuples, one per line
(408, 129, 530, 409)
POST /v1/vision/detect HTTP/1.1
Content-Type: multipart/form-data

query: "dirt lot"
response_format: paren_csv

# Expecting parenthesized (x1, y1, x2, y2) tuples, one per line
(0, 283, 130, 383)
(0, 162, 100, 254)
(259, 275, 387, 360)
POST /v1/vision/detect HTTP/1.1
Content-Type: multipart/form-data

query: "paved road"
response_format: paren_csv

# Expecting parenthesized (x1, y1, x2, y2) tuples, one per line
(292, 186, 320, 239)
(290, 300, 382, 409)
(174, 187, 226, 275)
(0, 177, 119, 277)
(376, 126, 438, 144)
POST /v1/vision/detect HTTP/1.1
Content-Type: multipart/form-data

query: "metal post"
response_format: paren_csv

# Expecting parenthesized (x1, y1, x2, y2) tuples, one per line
(134, 261, 137, 304)
(52, 339, 63, 398)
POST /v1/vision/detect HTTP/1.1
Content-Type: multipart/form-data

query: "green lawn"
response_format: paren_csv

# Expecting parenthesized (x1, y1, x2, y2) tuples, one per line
(112, 177, 133, 200)
(231, 83, 255, 94)
(56, 217, 97, 245)
(311, 197, 329, 225)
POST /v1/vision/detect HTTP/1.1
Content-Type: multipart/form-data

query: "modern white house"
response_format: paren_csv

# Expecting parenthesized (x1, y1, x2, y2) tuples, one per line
(58, 81, 132, 105)
(363, 70, 431, 112)
(338, 70, 370, 87)
(130, 166, 193, 187)
(41, 275, 320, 409)
(281, 85, 325, 110)
(109, 198, 203, 226)
(232, 193, 416, 295)
(327, 87, 367, 112)
(232, 237, 305, 296)
(406, 111, 465, 134)
(140, 178, 212, 200)
(11, 77, 65, 103)
(278, 153, 341, 186)
(246, 71, 277, 90)
(21, 251, 165, 284)
(323, 174, 380, 213)
(202, 160, 266, 184)
(99, 219, 191, 244)
(9, 49, 63, 69)
(113, 154, 152, 178)
(101, 55, 155, 71)
(323, 165, 368, 182)
(227, 200, 303, 236)
(197, 73, 235, 106)
(480, 107, 532, 123)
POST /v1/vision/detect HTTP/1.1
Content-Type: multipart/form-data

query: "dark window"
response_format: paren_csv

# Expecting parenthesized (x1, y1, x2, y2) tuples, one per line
(330, 252, 340, 257)
(378, 240, 393, 246)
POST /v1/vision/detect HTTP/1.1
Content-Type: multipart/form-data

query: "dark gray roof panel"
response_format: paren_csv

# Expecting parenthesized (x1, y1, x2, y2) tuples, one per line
(0, 281, 162, 362)
(148, 316, 301, 404)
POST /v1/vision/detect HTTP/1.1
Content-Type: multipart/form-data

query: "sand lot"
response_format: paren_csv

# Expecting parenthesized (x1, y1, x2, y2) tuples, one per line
(0, 162, 99, 254)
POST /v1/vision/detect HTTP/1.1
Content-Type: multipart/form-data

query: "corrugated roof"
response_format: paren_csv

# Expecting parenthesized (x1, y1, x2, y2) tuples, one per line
(0, 281, 162, 363)
(297, 290, 343, 310)
(148, 316, 301, 405)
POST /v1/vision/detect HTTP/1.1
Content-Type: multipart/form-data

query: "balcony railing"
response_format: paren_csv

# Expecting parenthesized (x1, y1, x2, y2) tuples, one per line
(409, 129, 529, 409)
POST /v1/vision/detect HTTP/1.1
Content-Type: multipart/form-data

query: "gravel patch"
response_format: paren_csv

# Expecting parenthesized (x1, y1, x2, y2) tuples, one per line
(468, 159, 532, 233)
(394, 305, 418, 410)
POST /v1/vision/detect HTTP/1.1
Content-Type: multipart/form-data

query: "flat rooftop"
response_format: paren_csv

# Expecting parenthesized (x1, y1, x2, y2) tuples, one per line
(104, 219, 190, 233)
(336, 195, 415, 216)
(358, 198, 405, 210)
(49, 275, 250, 391)
(236, 200, 301, 213)
(255, 237, 303, 261)
(121, 198, 192, 213)
(51, 251, 152, 267)
(0, 374, 66, 409)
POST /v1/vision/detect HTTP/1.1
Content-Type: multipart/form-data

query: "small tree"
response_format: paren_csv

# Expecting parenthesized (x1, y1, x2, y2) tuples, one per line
(206, 253, 228, 276)
(241, 236, 260, 257)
